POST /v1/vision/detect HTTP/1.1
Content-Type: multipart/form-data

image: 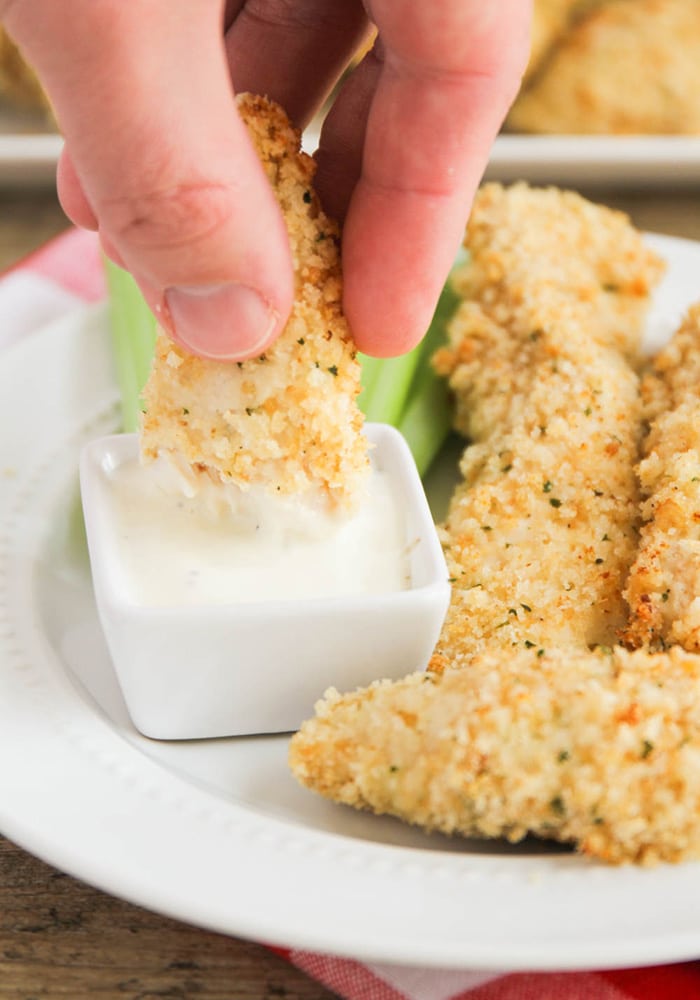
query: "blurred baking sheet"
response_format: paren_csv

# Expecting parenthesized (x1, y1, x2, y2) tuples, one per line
(485, 135, 700, 187)
(0, 105, 62, 187)
(2, 115, 700, 189)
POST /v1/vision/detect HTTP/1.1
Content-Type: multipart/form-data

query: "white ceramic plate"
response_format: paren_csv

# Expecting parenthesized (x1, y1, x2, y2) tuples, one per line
(1, 233, 700, 972)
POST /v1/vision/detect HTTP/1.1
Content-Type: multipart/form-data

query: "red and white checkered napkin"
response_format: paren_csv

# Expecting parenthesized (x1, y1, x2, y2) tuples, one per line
(5, 227, 700, 1000)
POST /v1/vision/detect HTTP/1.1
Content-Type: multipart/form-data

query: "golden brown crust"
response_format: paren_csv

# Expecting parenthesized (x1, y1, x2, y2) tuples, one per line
(623, 305, 700, 651)
(140, 93, 368, 508)
(442, 183, 664, 368)
(431, 184, 662, 658)
(289, 646, 700, 866)
(287, 184, 700, 867)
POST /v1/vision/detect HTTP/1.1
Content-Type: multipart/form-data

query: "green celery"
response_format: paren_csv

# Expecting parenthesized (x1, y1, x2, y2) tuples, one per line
(398, 371, 453, 478)
(357, 352, 383, 414)
(104, 258, 156, 432)
(358, 346, 423, 427)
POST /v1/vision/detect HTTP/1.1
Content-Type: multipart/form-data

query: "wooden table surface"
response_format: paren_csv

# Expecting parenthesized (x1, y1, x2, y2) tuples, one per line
(0, 182, 698, 1000)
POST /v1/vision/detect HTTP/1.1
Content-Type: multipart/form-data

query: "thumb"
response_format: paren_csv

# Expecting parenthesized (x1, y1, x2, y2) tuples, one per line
(5, 0, 293, 360)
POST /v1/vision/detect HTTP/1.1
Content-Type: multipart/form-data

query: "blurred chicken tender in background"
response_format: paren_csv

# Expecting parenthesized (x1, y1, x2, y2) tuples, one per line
(0, 25, 52, 118)
(525, 0, 595, 83)
(510, 0, 700, 134)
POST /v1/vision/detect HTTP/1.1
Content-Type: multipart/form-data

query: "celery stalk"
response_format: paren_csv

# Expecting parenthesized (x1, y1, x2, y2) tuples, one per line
(358, 346, 423, 426)
(104, 258, 156, 432)
(357, 352, 383, 414)
(397, 371, 453, 477)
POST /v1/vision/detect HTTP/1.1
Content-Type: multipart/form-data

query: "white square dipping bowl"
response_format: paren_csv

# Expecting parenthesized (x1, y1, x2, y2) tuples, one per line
(79, 424, 451, 740)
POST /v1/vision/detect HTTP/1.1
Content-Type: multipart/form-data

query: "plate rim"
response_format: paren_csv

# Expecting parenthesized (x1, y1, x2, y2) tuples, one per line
(2, 236, 700, 970)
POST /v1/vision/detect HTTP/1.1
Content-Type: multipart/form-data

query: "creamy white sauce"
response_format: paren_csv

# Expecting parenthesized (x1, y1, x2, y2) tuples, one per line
(104, 458, 411, 606)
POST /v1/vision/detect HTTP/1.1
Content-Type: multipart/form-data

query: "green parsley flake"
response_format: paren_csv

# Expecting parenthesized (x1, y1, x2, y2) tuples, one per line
(550, 796, 566, 816)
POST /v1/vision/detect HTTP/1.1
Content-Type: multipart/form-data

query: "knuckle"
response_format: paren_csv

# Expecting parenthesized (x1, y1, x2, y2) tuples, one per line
(102, 179, 235, 254)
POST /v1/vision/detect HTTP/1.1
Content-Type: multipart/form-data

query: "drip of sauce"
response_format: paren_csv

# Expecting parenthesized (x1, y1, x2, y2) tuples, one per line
(103, 457, 411, 607)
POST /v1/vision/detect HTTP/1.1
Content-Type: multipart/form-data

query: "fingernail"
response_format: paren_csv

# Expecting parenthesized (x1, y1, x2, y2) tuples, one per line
(164, 283, 278, 360)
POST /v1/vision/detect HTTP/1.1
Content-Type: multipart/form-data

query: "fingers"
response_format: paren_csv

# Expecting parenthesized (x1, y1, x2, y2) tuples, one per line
(313, 40, 384, 223)
(331, 1, 532, 356)
(56, 147, 97, 231)
(4, 0, 293, 361)
(224, 0, 371, 129)
(4, 0, 530, 365)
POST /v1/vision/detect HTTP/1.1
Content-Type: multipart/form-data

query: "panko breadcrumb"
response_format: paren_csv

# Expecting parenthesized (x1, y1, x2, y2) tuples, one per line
(431, 184, 662, 658)
(623, 305, 700, 652)
(508, 0, 700, 135)
(289, 646, 700, 866)
(140, 93, 368, 510)
(288, 183, 696, 867)
(446, 183, 664, 371)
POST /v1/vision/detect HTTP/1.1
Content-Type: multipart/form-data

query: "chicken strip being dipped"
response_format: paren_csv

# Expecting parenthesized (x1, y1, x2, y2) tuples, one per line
(623, 304, 700, 652)
(140, 93, 368, 514)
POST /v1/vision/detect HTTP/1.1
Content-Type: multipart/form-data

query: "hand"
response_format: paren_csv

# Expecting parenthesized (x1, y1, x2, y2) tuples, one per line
(2, 1, 531, 360)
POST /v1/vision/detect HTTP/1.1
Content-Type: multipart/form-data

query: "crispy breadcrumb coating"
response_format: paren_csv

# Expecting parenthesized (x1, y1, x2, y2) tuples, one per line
(623, 305, 700, 652)
(508, 0, 700, 135)
(446, 183, 664, 370)
(430, 185, 662, 658)
(140, 93, 368, 509)
(288, 184, 690, 866)
(642, 302, 700, 422)
(289, 646, 700, 865)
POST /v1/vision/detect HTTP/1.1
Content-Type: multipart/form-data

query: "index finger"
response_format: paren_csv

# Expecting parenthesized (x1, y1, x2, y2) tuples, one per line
(341, 1, 531, 356)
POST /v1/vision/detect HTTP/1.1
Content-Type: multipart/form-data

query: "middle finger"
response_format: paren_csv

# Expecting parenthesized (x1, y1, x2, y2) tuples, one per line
(224, 0, 372, 129)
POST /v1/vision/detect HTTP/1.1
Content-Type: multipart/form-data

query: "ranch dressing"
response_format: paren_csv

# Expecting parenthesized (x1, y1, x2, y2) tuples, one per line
(104, 457, 411, 607)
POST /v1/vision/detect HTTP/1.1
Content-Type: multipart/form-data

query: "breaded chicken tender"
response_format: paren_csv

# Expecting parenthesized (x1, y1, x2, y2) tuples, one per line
(0, 25, 51, 115)
(642, 302, 700, 421)
(431, 185, 662, 658)
(289, 646, 700, 865)
(141, 94, 368, 510)
(508, 0, 700, 135)
(623, 305, 700, 652)
(525, 0, 597, 82)
(448, 183, 664, 368)
(288, 184, 684, 865)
